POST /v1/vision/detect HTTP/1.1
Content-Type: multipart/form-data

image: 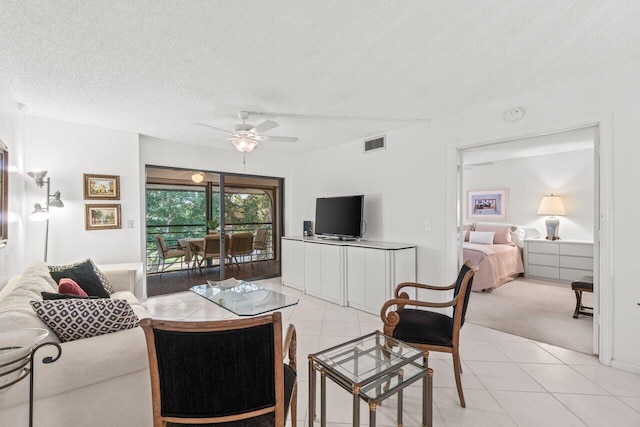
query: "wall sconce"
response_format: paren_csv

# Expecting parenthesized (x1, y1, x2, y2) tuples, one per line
(27, 170, 64, 261)
(537, 194, 565, 240)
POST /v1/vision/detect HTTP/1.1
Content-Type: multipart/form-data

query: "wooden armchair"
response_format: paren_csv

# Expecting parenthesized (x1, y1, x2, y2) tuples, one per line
(380, 260, 476, 407)
(141, 312, 297, 426)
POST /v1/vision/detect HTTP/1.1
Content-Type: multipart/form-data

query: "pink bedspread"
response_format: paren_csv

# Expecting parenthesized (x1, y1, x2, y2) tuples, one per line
(463, 243, 524, 291)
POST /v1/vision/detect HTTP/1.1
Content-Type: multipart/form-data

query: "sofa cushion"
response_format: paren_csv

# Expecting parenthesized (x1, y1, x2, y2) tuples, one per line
(30, 299, 139, 342)
(49, 260, 111, 298)
(49, 259, 115, 295)
(0, 262, 60, 340)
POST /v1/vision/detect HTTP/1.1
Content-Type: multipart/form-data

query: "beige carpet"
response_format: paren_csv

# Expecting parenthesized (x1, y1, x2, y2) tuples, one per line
(465, 277, 595, 354)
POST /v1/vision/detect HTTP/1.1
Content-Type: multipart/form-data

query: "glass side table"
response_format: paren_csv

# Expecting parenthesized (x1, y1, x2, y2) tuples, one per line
(308, 330, 432, 427)
(1, 329, 62, 427)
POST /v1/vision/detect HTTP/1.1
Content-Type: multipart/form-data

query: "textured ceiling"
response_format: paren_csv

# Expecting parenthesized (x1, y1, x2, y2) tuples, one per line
(1, 1, 639, 155)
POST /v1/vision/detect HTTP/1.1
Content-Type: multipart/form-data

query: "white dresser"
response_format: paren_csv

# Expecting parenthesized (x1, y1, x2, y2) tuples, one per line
(523, 239, 593, 282)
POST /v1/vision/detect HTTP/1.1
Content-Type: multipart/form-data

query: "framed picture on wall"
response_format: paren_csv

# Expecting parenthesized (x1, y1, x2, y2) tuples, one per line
(83, 173, 120, 200)
(467, 188, 508, 220)
(85, 204, 122, 230)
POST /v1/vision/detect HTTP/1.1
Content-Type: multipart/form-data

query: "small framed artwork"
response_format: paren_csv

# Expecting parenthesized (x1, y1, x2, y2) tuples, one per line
(467, 189, 508, 220)
(85, 204, 122, 230)
(83, 174, 120, 200)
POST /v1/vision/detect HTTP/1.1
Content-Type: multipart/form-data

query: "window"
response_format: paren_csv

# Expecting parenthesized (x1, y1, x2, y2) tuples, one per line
(0, 140, 7, 246)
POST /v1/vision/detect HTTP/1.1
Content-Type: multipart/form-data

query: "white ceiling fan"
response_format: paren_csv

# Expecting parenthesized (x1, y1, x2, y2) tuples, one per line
(196, 111, 298, 152)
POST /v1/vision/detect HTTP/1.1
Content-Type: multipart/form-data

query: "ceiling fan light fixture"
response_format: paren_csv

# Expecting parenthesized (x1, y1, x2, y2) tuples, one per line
(232, 136, 258, 153)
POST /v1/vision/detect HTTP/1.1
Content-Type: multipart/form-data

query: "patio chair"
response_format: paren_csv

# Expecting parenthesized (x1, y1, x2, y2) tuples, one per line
(228, 232, 254, 270)
(253, 229, 269, 261)
(154, 235, 186, 278)
(197, 234, 223, 275)
(140, 312, 297, 426)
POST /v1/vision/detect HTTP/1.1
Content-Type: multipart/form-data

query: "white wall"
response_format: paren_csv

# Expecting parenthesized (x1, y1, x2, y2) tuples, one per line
(289, 61, 640, 372)
(0, 78, 25, 285)
(463, 149, 594, 241)
(23, 116, 141, 266)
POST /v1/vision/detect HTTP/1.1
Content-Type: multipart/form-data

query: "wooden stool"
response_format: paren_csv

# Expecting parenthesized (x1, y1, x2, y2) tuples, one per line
(571, 276, 593, 318)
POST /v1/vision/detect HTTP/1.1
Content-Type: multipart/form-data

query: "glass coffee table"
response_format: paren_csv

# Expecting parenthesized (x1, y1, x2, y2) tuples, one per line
(308, 330, 432, 427)
(190, 281, 298, 316)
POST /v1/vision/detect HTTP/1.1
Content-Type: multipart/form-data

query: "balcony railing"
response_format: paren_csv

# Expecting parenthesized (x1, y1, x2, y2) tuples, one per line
(146, 222, 274, 273)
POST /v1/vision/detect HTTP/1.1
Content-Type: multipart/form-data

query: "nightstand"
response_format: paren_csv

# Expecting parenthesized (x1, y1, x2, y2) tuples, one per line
(523, 238, 593, 282)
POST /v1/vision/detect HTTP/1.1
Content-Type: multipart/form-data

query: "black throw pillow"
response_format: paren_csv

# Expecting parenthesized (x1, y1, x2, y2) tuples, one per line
(41, 292, 100, 300)
(49, 260, 111, 298)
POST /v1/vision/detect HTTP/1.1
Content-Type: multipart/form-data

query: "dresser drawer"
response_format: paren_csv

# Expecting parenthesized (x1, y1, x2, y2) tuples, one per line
(560, 244, 593, 257)
(560, 255, 593, 270)
(527, 241, 559, 255)
(527, 265, 560, 279)
(529, 253, 559, 267)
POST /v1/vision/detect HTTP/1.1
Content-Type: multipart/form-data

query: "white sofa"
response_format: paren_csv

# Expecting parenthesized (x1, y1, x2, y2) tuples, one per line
(0, 262, 153, 427)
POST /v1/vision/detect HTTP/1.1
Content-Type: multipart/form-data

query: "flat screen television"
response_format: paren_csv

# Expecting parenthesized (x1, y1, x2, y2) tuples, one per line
(314, 195, 364, 239)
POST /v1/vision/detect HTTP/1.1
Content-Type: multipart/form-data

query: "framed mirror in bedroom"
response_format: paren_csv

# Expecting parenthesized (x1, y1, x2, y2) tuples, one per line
(0, 139, 7, 247)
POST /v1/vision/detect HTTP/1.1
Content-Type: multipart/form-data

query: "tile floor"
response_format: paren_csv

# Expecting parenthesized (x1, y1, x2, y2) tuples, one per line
(143, 278, 640, 427)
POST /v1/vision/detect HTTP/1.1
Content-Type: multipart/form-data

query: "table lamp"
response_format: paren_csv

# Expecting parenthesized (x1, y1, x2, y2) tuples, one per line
(537, 194, 565, 240)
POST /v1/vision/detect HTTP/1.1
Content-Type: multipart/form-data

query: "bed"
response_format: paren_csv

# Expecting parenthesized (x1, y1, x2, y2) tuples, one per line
(462, 223, 531, 292)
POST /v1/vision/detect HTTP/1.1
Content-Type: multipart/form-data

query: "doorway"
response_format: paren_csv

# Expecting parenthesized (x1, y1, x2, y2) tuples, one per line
(144, 165, 284, 297)
(455, 126, 599, 355)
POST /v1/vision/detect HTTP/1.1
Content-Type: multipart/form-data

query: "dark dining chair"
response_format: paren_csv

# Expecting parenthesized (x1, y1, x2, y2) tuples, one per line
(380, 260, 477, 407)
(140, 312, 297, 426)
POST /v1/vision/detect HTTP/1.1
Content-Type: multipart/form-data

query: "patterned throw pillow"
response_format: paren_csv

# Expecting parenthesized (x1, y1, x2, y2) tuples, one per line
(30, 299, 139, 342)
(49, 259, 115, 296)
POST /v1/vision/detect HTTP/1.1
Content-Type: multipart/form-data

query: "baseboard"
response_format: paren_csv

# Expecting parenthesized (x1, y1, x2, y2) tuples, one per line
(611, 359, 640, 375)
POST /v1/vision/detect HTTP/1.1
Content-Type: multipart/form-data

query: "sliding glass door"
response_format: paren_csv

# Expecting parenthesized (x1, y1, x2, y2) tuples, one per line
(145, 166, 283, 295)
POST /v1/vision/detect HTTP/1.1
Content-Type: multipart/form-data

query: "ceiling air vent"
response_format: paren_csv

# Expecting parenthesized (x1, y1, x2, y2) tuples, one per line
(364, 135, 386, 153)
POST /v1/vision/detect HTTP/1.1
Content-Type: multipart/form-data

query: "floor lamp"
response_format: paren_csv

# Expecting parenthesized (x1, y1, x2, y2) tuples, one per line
(27, 171, 64, 262)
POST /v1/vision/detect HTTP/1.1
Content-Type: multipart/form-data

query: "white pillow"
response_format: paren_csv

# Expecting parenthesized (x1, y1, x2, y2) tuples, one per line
(469, 231, 495, 245)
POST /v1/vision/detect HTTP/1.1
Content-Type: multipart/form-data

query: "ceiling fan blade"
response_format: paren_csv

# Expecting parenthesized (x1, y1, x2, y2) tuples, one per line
(195, 122, 235, 135)
(251, 120, 279, 134)
(261, 135, 298, 143)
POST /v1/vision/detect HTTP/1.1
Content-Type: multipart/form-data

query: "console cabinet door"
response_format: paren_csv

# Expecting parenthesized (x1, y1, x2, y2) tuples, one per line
(304, 243, 323, 296)
(347, 247, 366, 307)
(282, 239, 304, 291)
(364, 249, 387, 312)
(320, 244, 343, 302)
(347, 246, 387, 314)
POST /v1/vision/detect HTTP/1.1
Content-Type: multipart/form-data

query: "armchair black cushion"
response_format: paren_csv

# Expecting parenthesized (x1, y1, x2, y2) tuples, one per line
(391, 308, 454, 347)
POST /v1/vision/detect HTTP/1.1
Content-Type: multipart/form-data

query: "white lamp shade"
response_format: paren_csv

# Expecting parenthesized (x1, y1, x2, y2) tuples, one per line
(232, 137, 258, 153)
(537, 195, 565, 216)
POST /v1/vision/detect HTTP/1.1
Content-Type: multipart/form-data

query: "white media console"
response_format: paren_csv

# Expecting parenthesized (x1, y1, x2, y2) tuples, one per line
(281, 236, 416, 315)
